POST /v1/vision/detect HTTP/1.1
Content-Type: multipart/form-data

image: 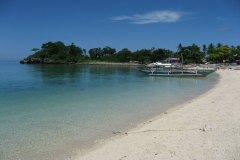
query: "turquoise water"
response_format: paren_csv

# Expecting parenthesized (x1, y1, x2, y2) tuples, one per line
(0, 62, 218, 160)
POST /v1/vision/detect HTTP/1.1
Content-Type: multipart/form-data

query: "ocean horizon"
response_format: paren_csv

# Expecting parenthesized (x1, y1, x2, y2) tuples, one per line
(0, 62, 218, 160)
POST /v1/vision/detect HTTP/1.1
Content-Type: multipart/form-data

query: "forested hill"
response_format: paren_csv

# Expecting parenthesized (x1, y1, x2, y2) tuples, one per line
(20, 42, 85, 64)
(20, 41, 240, 64)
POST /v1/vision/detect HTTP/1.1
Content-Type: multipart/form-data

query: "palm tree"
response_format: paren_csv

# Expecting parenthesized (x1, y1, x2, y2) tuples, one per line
(177, 43, 183, 64)
(202, 44, 207, 60)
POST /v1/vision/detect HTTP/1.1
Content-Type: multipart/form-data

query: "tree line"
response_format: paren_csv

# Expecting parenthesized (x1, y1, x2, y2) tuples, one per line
(21, 41, 240, 64)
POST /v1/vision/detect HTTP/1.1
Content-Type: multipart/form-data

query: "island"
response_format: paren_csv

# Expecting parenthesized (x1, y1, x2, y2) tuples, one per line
(20, 41, 240, 65)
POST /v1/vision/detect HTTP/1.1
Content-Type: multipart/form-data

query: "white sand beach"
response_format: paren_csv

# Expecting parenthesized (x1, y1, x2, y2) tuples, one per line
(77, 70, 240, 160)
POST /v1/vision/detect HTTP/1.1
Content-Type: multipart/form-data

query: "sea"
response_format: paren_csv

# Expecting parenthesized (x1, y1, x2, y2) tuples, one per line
(0, 62, 218, 160)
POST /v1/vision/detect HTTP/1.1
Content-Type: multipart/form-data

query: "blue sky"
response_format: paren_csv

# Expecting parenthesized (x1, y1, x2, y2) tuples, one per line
(0, 0, 240, 60)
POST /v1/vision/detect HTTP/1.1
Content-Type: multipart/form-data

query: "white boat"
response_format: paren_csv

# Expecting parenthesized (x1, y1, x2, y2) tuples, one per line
(140, 62, 216, 77)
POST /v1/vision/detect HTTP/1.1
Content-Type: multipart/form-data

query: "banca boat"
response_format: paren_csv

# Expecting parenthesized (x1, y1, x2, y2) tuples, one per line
(140, 62, 216, 77)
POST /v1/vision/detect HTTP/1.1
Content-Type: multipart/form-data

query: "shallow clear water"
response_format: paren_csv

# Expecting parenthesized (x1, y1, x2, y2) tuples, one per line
(0, 62, 218, 160)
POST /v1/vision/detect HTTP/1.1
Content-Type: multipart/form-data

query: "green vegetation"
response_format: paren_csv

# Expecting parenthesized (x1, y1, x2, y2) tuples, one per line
(20, 41, 240, 64)
(21, 41, 85, 64)
(177, 43, 205, 64)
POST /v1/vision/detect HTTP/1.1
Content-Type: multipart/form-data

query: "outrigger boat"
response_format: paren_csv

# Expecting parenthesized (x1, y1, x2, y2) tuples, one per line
(140, 62, 216, 77)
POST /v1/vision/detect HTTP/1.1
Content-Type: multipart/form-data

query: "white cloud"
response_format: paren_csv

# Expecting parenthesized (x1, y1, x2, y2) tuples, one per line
(111, 10, 187, 24)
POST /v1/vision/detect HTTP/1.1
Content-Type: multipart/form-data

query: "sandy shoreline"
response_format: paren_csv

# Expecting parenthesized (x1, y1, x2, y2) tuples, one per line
(76, 70, 240, 160)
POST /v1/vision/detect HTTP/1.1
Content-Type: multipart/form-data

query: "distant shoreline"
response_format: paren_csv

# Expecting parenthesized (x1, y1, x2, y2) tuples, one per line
(77, 62, 142, 66)
(20, 60, 143, 66)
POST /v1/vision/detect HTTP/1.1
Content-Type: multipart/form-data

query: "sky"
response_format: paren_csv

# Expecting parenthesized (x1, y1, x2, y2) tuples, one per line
(0, 0, 240, 61)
